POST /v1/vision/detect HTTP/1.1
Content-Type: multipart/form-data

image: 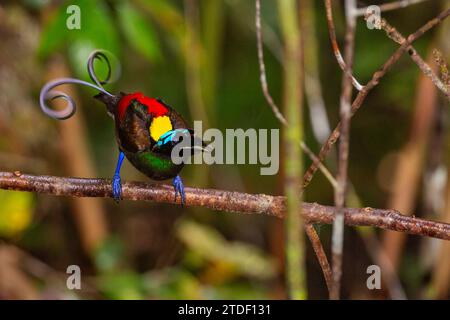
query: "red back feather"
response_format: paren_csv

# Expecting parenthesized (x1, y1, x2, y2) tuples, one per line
(117, 92, 168, 121)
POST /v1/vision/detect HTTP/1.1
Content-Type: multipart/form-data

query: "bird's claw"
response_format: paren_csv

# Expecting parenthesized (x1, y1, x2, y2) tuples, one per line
(112, 174, 122, 202)
(172, 175, 185, 206)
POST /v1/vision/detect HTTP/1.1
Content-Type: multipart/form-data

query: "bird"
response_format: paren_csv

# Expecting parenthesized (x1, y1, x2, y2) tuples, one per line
(39, 50, 203, 205)
(94, 91, 203, 205)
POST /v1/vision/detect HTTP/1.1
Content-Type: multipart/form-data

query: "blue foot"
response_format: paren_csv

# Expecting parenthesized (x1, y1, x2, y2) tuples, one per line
(172, 175, 185, 206)
(112, 174, 122, 202)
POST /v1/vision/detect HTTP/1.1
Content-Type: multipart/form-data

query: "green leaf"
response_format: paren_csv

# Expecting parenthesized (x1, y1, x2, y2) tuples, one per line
(118, 2, 162, 62)
(98, 271, 145, 300)
(94, 236, 125, 273)
(0, 190, 34, 238)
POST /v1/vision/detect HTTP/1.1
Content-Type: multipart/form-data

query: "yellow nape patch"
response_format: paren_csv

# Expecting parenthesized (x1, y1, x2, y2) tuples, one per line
(149, 116, 173, 141)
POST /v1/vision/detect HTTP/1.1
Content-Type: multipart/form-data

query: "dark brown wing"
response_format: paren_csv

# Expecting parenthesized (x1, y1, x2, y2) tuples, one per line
(116, 101, 152, 153)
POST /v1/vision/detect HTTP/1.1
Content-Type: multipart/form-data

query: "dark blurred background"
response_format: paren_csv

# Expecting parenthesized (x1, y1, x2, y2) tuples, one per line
(0, 0, 449, 299)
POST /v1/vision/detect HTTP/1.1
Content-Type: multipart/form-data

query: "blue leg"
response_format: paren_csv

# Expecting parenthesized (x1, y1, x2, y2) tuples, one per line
(172, 175, 185, 206)
(112, 151, 125, 202)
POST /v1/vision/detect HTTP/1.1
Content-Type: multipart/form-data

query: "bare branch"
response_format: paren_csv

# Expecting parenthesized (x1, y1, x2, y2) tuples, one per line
(363, 232, 407, 299)
(257, 0, 332, 296)
(255, 0, 287, 125)
(433, 49, 450, 90)
(255, 0, 335, 189)
(301, 0, 333, 145)
(330, 0, 357, 300)
(305, 224, 333, 293)
(277, 0, 306, 299)
(0, 171, 449, 241)
(300, 142, 337, 189)
(303, 8, 450, 191)
(324, 0, 364, 91)
(258, 0, 338, 187)
(302, 0, 404, 299)
(369, 15, 450, 100)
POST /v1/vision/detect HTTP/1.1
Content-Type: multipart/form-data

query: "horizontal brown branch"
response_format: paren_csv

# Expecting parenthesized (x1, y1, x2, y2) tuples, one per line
(0, 171, 449, 241)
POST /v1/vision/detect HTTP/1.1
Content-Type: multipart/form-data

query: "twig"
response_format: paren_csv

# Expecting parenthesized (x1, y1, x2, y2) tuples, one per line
(382, 52, 439, 269)
(278, 0, 306, 300)
(355, 0, 430, 17)
(255, 0, 335, 188)
(255, 0, 287, 126)
(305, 224, 333, 293)
(303, 8, 450, 191)
(303, 0, 405, 299)
(257, 0, 332, 297)
(362, 230, 407, 299)
(433, 49, 450, 90)
(301, 0, 333, 145)
(369, 15, 450, 100)
(324, 0, 364, 91)
(0, 171, 449, 240)
(330, 0, 357, 300)
(300, 142, 337, 189)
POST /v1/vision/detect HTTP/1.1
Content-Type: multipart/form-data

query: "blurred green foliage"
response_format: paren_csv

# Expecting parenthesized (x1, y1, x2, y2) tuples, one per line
(177, 220, 275, 280)
(0, 190, 33, 237)
(117, 2, 162, 62)
(39, 0, 120, 79)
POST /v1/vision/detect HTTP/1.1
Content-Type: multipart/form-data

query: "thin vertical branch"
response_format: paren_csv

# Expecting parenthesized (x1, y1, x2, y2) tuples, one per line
(277, 0, 306, 299)
(331, 0, 357, 300)
(305, 224, 333, 293)
(301, 0, 333, 145)
(256, 0, 287, 126)
(363, 230, 407, 299)
(257, 0, 334, 297)
(300, 142, 337, 189)
(256, 0, 336, 187)
(301, 1, 405, 299)
(324, 0, 364, 91)
(302, 8, 450, 191)
(433, 49, 450, 90)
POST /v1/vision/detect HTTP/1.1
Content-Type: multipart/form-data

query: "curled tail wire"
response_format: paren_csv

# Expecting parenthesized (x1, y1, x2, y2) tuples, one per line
(39, 50, 119, 120)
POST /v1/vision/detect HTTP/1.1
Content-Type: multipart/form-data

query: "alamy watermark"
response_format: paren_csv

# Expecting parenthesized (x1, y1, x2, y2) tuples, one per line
(366, 5, 382, 30)
(66, 5, 81, 30)
(366, 264, 381, 290)
(170, 121, 280, 175)
(66, 264, 81, 290)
